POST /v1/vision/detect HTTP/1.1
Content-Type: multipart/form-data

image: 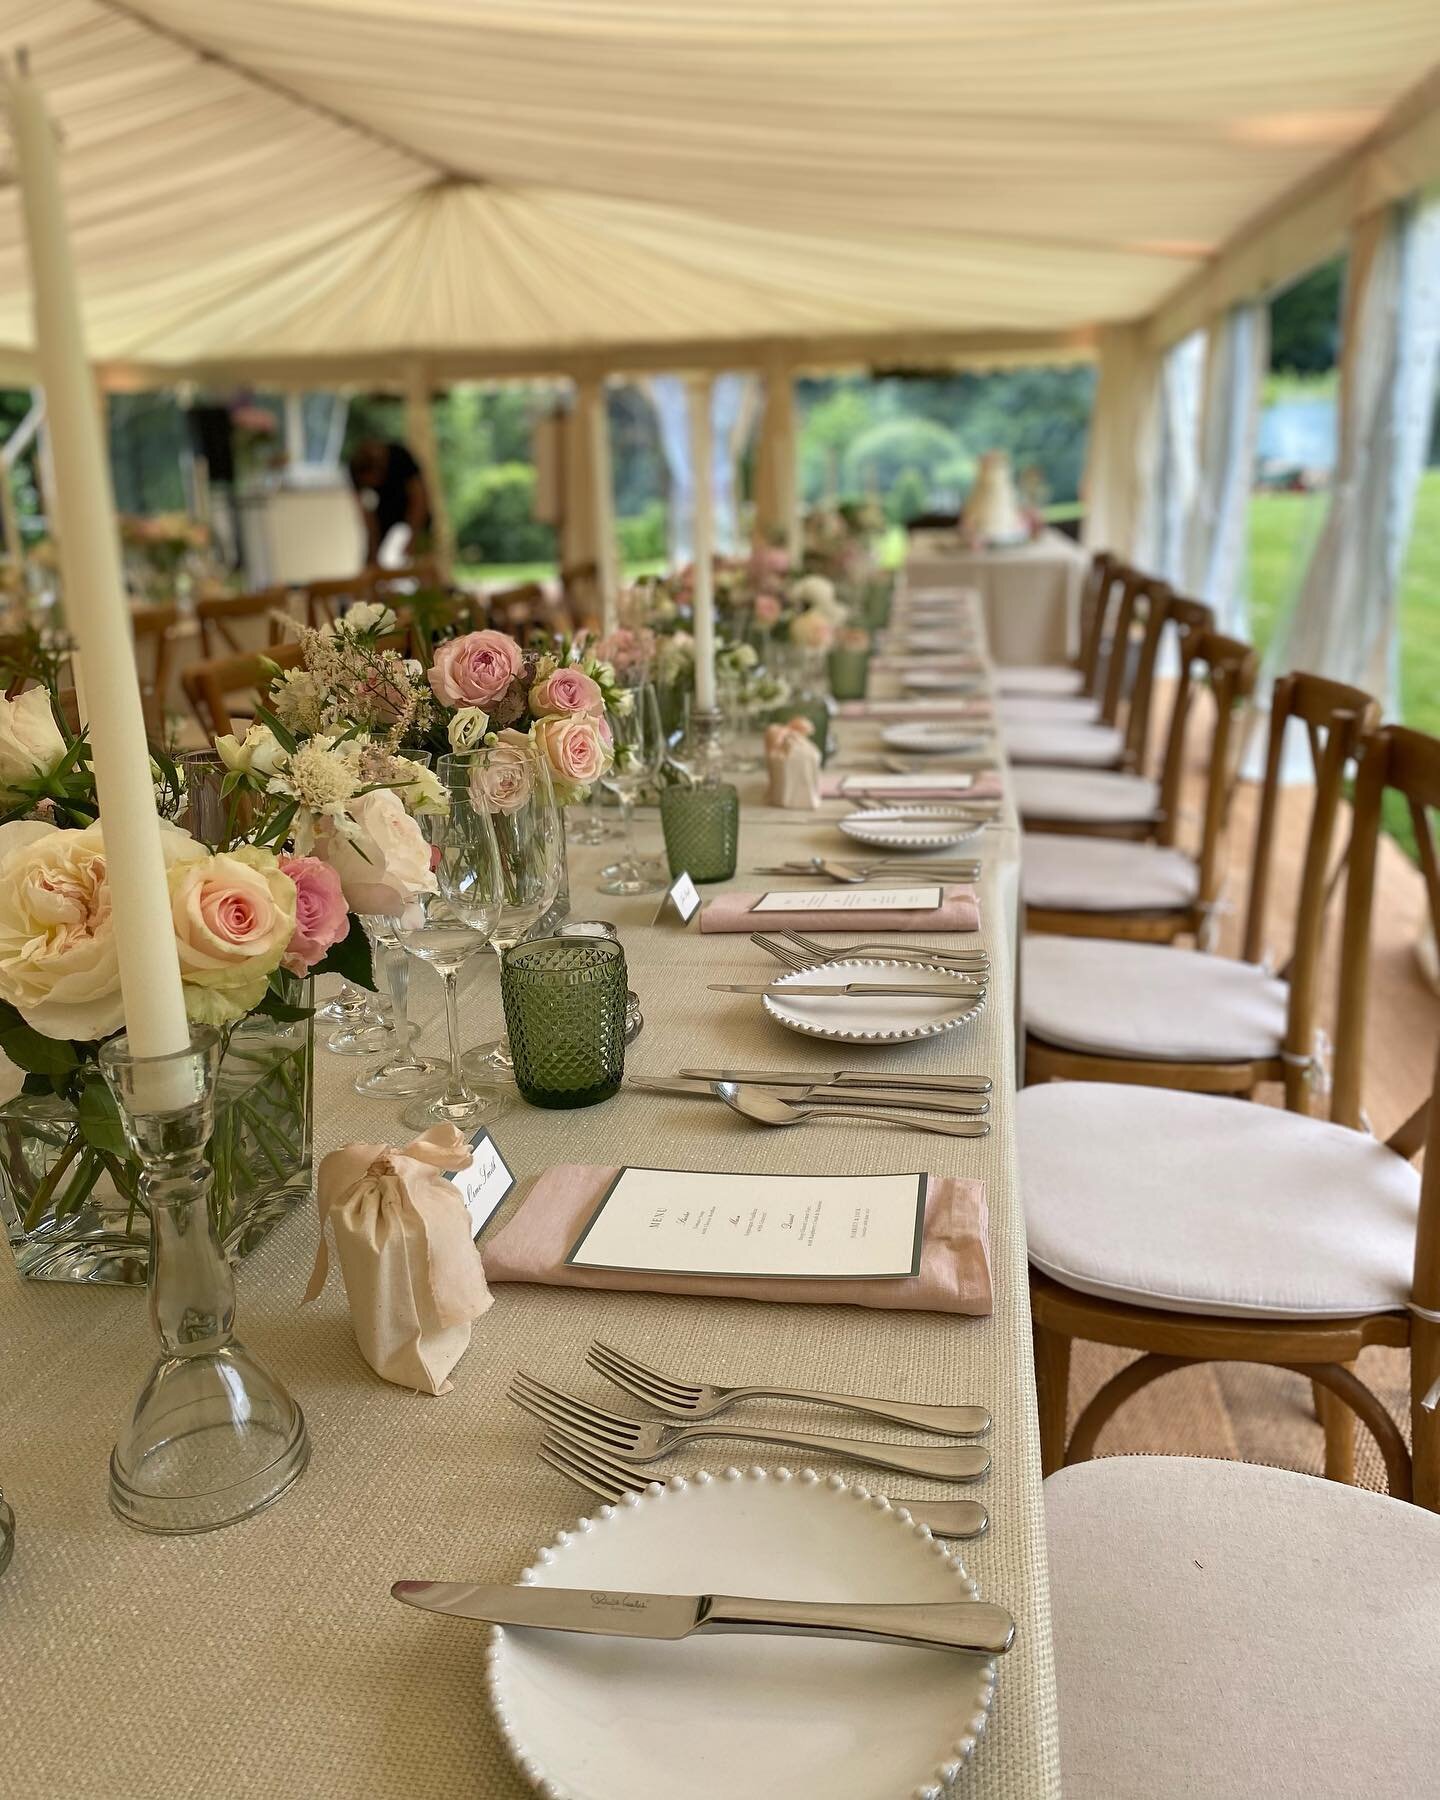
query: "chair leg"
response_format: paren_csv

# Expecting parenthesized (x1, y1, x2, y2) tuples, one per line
(1412, 1323, 1440, 1512)
(1315, 1364, 1358, 1485)
(1033, 1322, 1071, 1475)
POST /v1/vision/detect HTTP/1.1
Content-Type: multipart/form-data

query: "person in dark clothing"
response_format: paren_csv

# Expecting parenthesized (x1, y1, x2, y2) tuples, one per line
(348, 437, 432, 564)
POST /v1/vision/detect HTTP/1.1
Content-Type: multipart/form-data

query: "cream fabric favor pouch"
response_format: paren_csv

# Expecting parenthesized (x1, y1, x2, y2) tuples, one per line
(765, 719, 822, 808)
(304, 1125, 493, 1394)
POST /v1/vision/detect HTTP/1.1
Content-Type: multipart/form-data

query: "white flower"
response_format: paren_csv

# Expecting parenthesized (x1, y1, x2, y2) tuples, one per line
(0, 688, 67, 797)
(269, 667, 326, 735)
(270, 738, 359, 819)
(387, 754, 446, 814)
(215, 722, 286, 780)
(791, 574, 843, 620)
(447, 705, 491, 752)
(321, 600, 397, 639)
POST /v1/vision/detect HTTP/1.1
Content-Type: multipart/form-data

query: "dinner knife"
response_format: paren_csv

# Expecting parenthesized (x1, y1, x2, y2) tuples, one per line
(708, 982, 984, 1000)
(627, 1076, 989, 1115)
(679, 1068, 993, 1094)
(391, 1580, 1015, 1656)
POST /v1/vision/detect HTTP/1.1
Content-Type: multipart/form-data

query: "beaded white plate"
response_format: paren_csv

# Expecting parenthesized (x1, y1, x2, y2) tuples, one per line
(489, 1467, 998, 1800)
(881, 723, 990, 757)
(761, 957, 984, 1045)
(838, 806, 986, 852)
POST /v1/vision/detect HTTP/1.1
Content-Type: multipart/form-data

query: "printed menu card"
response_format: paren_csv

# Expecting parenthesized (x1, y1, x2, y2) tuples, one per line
(566, 1167, 928, 1280)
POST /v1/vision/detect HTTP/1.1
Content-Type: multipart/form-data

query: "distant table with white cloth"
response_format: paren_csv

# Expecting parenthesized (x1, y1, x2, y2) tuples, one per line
(905, 528, 1086, 666)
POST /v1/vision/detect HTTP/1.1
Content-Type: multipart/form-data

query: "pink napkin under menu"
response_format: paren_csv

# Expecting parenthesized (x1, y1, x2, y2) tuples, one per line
(819, 771, 1003, 801)
(484, 1164, 992, 1317)
(698, 883, 980, 934)
(839, 700, 992, 722)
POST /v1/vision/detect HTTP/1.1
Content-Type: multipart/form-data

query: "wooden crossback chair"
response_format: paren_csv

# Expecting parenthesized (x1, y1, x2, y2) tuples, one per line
(1024, 627, 1259, 943)
(1023, 667, 1381, 1111)
(996, 549, 1118, 700)
(130, 603, 179, 728)
(1025, 722, 1440, 1506)
(182, 640, 304, 740)
(196, 587, 297, 658)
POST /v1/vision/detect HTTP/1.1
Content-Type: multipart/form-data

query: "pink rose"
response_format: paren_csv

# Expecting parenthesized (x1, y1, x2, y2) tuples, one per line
(168, 845, 297, 1025)
(790, 607, 836, 652)
(314, 789, 437, 917)
(279, 854, 350, 975)
(469, 729, 537, 815)
(531, 712, 612, 803)
(529, 667, 603, 717)
(753, 593, 782, 626)
(428, 629, 525, 709)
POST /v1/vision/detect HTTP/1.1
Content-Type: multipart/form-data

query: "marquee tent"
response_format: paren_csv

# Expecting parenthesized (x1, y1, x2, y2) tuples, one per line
(0, 1, 1435, 386)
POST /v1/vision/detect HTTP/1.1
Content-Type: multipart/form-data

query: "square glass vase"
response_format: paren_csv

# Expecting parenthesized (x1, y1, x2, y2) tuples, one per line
(0, 979, 315, 1286)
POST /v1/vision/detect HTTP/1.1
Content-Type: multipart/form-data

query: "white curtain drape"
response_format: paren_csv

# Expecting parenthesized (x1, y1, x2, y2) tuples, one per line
(1081, 323, 1163, 564)
(1269, 196, 1440, 712)
(1184, 302, 1268, 634)
(1153, 330, 1206, 587)
(648, 372, 758, 565)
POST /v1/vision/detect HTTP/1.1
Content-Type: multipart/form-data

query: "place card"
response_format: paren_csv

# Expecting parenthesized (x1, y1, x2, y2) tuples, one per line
(566, 1167, 928, 1280)
(749, 885, 943, 913)
(446, 1127, 515, 1237)
(653, 870, 702, 927)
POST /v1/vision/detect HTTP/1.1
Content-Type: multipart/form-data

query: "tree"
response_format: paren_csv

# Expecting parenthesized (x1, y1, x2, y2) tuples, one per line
(1269, 257, 1344, 376)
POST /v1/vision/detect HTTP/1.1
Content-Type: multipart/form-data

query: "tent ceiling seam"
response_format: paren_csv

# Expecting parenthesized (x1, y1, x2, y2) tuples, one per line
(88, 0, 467, 186)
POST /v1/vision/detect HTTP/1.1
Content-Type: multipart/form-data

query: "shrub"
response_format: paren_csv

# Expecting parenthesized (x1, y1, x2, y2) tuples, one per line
(616, 500, 667, 563)
(452, 462, 555, 563)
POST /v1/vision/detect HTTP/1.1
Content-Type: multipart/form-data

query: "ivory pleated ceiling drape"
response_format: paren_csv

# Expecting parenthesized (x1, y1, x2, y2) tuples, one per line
(0, 1, 1437, 378)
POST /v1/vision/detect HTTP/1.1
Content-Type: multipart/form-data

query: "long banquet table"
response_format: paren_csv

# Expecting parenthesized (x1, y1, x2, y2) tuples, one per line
(0, 590, 1061, 1799)
(905, 527, 1085, 667)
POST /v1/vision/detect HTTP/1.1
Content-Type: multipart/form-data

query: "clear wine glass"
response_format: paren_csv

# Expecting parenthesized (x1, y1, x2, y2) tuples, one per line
(393, 774, 505, 1132)
(448, 747, 564, 1078)
(353, 916, 444, 1098)
(599, 680, 667, 895)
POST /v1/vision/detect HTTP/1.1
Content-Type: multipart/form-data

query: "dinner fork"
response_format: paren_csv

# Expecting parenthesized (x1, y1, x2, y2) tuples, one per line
(537, 1429, 990, 1542)
(751, 930, 989, 974)
(585, 1339, 990, 1436)
(508, 1373, 990, 1482)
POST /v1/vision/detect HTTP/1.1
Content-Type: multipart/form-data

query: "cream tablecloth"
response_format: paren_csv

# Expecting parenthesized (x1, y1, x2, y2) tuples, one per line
(0, 600, 1060, 1800)
(905, 528, 1085, 667)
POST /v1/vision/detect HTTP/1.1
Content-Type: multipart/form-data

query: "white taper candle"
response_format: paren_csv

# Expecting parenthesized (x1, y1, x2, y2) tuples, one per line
(686, 374, 717, 713)
(8, 57, 190, 1062)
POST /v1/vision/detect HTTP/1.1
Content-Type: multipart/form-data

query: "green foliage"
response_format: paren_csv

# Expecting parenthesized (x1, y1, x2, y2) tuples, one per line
(886, 467, 931, 526)
(1268, 257, 1344, 376)
(616, 500, 668, 562)
(452, 461, 556, 564)
(0, 998, 82, 1078)
(845, 417, 963, 499)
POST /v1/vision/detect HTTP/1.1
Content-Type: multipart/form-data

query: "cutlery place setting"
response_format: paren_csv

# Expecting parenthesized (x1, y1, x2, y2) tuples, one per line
(753, 854, 982, 883)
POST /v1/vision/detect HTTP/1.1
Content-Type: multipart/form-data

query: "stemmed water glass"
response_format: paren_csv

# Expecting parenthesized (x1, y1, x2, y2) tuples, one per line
(448, 747, 564, 1078)
(599, 680, 667, 895)
(393, 770, 505, 1131)
(353, 916, 444, 1098)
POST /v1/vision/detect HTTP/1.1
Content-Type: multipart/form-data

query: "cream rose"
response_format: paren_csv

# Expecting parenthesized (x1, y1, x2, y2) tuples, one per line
(314, 788, 437, 917)
(0, 688, 67, 797)
(168, 845, 297, 1025)
(446, 705, 490, 753)
(0, 818, 201, 1041)
(470, 729, 537, 814)
(531, 712, 611, 803)
(215, 721, 286, 780)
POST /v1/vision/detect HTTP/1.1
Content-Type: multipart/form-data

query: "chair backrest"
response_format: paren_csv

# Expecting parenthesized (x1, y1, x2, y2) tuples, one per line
(1097, 568, 1170, 741)
(1151, 627, 1258, 905)
(1113, 577, 1190, 775)
(182, 640, 305, 739)
(196, 587, 297, 658)
(1240, 670, 1381, 1095)
(1329, 727, 1440, 1335)
(130, 603, 179, 721)
(1075, 551, 1117, 694)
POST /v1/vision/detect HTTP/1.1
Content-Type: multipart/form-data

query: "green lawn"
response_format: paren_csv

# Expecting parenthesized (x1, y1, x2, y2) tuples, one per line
(1248, 468, 1440, 857)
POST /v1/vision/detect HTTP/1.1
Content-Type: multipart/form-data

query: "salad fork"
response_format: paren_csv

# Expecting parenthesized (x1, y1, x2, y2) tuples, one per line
(508, 1372, 991, 1482)
(751, 930, 989, 973)
(537, 1428, 990, 1542)
(585, 1339, 990, 1436)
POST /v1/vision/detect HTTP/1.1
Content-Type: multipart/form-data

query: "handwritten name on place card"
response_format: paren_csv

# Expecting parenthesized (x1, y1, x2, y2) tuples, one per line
(749, 886, 944, 913)
(446, 1128, 516, 1237)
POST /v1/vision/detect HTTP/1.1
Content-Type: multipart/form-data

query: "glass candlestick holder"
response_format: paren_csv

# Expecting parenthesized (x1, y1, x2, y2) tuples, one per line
(100, 1027, 310, 1534)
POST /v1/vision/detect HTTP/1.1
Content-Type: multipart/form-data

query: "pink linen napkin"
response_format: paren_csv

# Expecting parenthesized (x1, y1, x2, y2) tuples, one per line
(819, 771, 1003, 801)
(839, 699, 992, 721)
(484, 1164, 992, 1317)
(698, 883, 980, 934)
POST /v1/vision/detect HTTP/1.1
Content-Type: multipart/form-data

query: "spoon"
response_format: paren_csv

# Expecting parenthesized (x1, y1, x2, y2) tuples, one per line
(711, 1081, 990, 1139)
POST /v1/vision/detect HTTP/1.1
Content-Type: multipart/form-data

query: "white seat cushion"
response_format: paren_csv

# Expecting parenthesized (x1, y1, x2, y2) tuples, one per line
(1022, 834, 1199, 912)
(1049, 1457, 1440, 1800)
(1013, 766, 1160, 824)
(1023, 935, 1288, 1060)
(994, 663, 1084, 697)
(1019, 1082, 1418, 1315)
(998, 693, 1102, 725)
(1003, 722, 1124, 766)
